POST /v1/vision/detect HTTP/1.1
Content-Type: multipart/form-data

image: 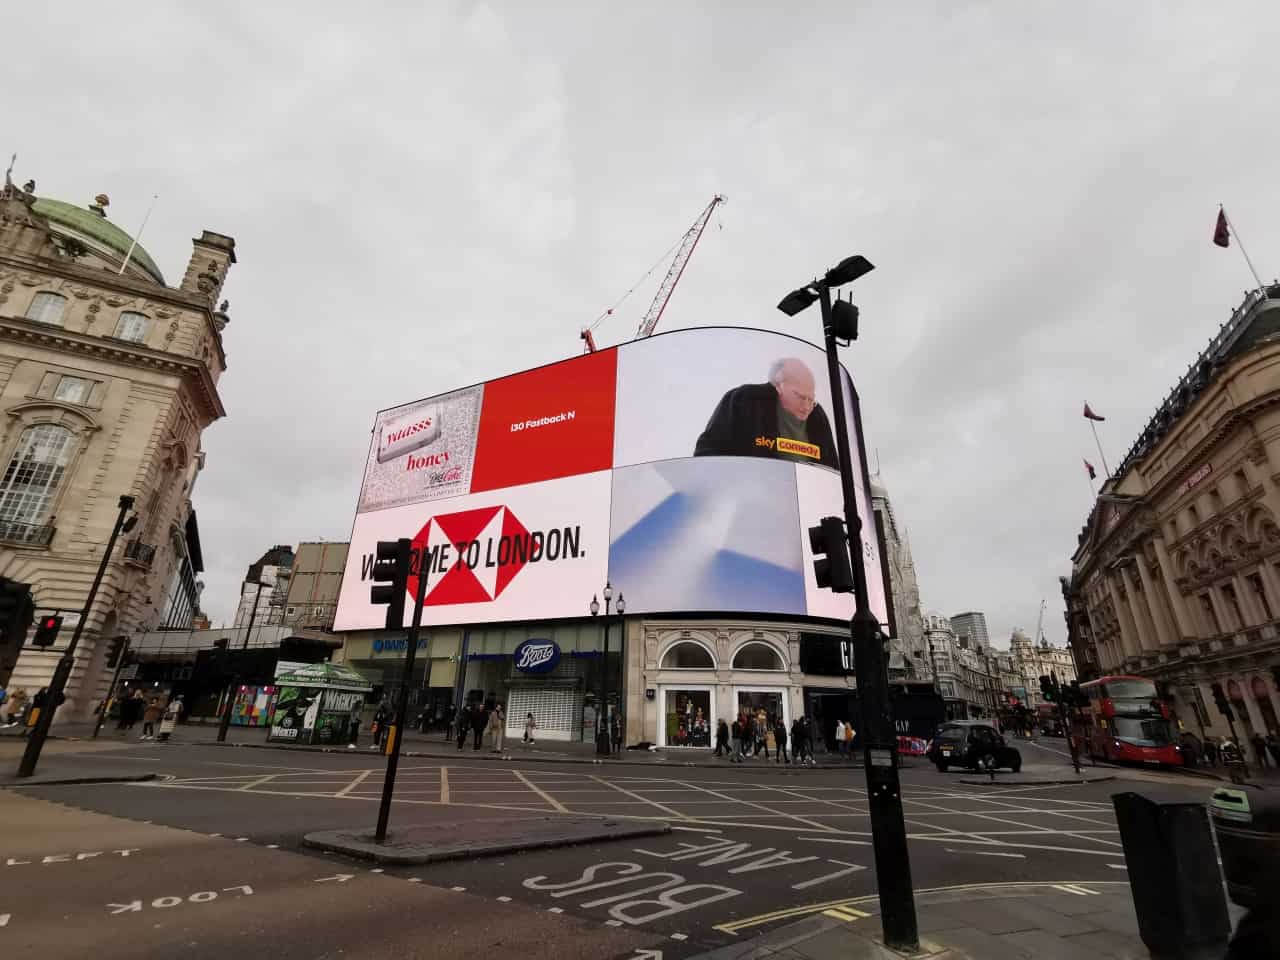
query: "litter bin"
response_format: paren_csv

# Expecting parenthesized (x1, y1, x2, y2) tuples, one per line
(1111, 792, 1231, 959)
(1210, 785, 1280, 958)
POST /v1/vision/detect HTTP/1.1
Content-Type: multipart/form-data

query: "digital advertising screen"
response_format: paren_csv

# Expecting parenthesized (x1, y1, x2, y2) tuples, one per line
(334, 327, 888, 630)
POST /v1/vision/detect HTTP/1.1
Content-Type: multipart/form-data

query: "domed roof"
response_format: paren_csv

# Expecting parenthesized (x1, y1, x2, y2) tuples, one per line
(31, 197, 164, 285)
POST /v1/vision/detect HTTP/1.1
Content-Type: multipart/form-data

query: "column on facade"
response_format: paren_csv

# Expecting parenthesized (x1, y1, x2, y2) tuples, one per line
(1230, 572, 1265, 627)
(1255, 561, 1280, 622)
(1133, 552, 1177, 648)
(1104, 573, 1141, 661)
(1207, 586, 1236, 637)
(1150, 536, 1196, 639)
(1117, 563, 1157, 653)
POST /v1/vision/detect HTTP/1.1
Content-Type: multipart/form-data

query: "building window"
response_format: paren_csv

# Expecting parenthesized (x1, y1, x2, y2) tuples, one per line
(1221, 584, 1247, 629)
(731, 642, 784, 671)
(53, 376, 92, 404)
(25, 292, 67, 327)
(115, 311, 150, 343)
(1247, 574, 1273, 621)
(0, 424, 75, 525)
(1200, 594, 1223, 634)
(660, 642, 715, 669)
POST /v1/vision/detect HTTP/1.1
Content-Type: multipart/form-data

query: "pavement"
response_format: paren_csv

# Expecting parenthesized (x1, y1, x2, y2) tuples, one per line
(2, 737, 1250, 958)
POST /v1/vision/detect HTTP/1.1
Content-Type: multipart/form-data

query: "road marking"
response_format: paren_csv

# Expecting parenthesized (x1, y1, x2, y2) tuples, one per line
(797, 836, 871, 845)
(451, 886, 466, 892)
(605, 919, 623, 927)
(408, 877, 422, 883)
(791, 860, 865, 889)
(315, 874, 355, 884)
(440, 766, 449, 804)
(919, 836, 1119, 857)
(237, 774, 278, 791)
(945, 849, 1026, 859)
(1053, 883, 1100, 896)
(670, 826, 722, 833)
(1108, 864, 1127, 870)
(370, 868, 384, 874)
(234, 837, 248, 842)
(511, 769, 570, 812)
(0, 914, 9, 927)
(335, 770, 374, 798)
(669, 779, 835, 833)
(670, 932, 688, 940)
(822, 907, 869, 922)
(266, 844, 279, 849)
(548, 907, 564, 914)
(497, 895, 511, 902)
(588, 775, 688, 819)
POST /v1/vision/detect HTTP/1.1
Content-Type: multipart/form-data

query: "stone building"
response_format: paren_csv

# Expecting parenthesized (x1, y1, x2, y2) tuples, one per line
(1064, 285, 1280, 744)
(233, 544, 294, 628)
(871, 475, 928, 678)
(281, 541, 347, 631)
(1007, 627, 1076, 708)
(0, 170, 235, 717)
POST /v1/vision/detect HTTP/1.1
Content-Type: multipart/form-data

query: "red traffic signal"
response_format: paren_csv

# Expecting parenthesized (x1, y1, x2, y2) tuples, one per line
(32, 614, 63, 648)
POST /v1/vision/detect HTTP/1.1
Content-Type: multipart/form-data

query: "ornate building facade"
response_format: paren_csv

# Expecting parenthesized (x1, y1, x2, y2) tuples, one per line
(1007, 627, 1076, 708)
(1065, 286, 1280, 744)
(0, 170, 235, 717)
(871, 476, 928, 678)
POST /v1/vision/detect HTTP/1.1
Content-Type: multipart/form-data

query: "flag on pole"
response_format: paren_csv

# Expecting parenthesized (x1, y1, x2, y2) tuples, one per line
(1083, 403, 1106, 422)
(1214, 208, 1230, 248)
(1084, 459, 1097, 480)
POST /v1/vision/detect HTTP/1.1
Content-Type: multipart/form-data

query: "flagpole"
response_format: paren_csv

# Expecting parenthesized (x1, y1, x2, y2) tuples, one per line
(1221, 205, 1267, 295)
(1089, 420, 1111, 478)
(117, 194, 159, 276)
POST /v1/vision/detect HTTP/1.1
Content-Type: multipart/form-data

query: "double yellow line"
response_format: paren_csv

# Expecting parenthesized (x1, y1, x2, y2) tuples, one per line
(714, 896, 873, 935)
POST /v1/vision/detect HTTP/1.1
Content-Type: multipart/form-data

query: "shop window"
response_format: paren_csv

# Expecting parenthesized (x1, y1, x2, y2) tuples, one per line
(665, 689, 711, 746)
(731, 642, 784, 671)
(660, 641, 714, 669)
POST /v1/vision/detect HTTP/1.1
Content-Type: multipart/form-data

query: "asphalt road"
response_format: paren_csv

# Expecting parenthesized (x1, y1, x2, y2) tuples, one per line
(5, 740, 1218, 958)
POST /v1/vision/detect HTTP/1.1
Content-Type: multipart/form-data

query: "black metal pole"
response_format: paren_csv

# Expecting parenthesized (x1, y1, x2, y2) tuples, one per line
(92, 635, 131, 740)
(19, 495, 134, 778)
(597, 596, 611, 755)
(217, 580, 264, 743)
(817, 282, 919, 951)
(375, 550, 429, 844)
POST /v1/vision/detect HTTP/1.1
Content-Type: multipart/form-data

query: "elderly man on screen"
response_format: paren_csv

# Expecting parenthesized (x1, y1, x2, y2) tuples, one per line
(694, 357, 839, 469)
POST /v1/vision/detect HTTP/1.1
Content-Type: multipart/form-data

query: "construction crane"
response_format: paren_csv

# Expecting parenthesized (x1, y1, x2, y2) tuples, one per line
(581, 194, 726, 353)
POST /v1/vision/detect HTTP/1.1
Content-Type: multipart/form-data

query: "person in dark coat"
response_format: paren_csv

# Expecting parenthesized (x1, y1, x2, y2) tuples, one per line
(1250, 733, 1269, 767)
(471, 703, 487, 750)
(715, 719, 730, 757)
(774, 717, 790, 764)
(455, 705, 470, 750)
(610, 711, 623, 753)
(371, 701, 391, 750)
(693, 358, 839, 470)
(730, 718, 745, 763)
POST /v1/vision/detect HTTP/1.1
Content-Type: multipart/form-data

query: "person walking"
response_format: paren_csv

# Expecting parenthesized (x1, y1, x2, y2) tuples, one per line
(488, 703, 505, 752)
(523, 711, 537, 744)
(124, 689, 146, 734)
(730, 716, 744, 762)
(801, 716, 816, 766)
(347, 704, 362, 749)
(774, 717, 789, 765)
(1250, 733, 1269, 768)
(140, 697, 163, 740)
(610, 710, 623, 754)
(371, 700, 391, 750)
(715, 719, 730, 757)
(754, 711, 769, 759)
(4, 688, 27, 726)
(835, 720, 848, 759)
(456, 704, 471, 750)
(843, 719, 856, 759)
(1267, 732, 1280, 768)
(471, 702, 488, 750)
(157, 695, 183, 742)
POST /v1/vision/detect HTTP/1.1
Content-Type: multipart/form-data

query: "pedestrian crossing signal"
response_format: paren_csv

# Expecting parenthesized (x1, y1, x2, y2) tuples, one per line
(32, 614, 62, 648)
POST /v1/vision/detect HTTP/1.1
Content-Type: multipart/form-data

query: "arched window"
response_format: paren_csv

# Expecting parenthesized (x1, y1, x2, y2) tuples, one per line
(731, 642, 784, 670)
(115, 311, 150, 343)
(0, 424, 75, 525)
(25, 292, 67, 327)
(660, 641, 715, 669)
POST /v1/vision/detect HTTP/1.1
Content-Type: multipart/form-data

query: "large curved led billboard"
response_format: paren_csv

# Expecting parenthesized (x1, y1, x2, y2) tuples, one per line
(334, 327, 887, 630)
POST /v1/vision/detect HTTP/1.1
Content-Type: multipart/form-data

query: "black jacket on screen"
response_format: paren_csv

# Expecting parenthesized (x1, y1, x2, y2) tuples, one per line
(693, 382, 839, 470)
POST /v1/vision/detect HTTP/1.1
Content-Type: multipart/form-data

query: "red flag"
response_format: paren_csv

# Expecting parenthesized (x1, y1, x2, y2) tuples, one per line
(1083, 403, 1105, 422)
(1214, 208, 1230, 248)
(1084, 459, 1096, 480)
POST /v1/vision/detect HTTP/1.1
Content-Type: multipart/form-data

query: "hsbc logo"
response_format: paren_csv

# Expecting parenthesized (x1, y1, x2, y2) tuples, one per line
(361, 504, 584, 607)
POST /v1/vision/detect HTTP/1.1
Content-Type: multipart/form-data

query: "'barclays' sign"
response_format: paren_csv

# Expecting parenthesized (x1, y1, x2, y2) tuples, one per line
(513, 638, 560, 674)
(373, 637, 429, 655)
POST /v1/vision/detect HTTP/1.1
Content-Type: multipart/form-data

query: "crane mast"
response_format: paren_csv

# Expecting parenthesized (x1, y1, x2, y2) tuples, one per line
(635, 194, 726, 339)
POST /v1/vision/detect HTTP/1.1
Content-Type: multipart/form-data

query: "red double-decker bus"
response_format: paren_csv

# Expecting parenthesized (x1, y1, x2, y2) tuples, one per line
(1077, 675, 1182, 766)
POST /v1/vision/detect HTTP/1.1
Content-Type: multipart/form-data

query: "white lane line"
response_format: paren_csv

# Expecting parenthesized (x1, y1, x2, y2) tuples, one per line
(234, 837, 249, 842)
(791, 860, 865, 889)
(671, 825, 722, 833)
(797, 836, 872, 845)
(1108, 864, 1127, 870)
(370, 868, 384, 874)
(335, 770, 375, 798)
(945, 848, 1026, 859)
(588, 774, 688, 819)
(236, 775, 279, 790)
(440, 766, 449, 804)
(918, 836, 1120, 858)
(266, 844, 279, 849)
(670, 779, 836, 833)
(408, 877, 423, 883)
(605, 919, 623, 927)
(512, 769, 569, 813)
(548, 907, 564, 914)
(671, 933, 688, 941)
(497, 896, 512, 902)
(451, 886, 466, 892)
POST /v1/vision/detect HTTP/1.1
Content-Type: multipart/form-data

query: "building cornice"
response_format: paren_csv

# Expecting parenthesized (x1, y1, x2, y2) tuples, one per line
(0, 315, 225, 421)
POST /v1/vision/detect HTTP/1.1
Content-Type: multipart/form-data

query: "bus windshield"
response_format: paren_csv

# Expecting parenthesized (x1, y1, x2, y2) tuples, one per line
(1112, 716, 1174, 745)
(1103, 679, 1158, 699)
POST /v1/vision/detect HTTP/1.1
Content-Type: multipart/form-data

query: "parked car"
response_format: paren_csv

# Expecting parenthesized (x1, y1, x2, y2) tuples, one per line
(927, 721, 1022, 773)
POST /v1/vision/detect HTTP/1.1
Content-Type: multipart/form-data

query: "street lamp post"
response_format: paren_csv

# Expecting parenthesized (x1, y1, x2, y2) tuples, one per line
(217, 579, 266, 743)
(778, 255, 919, 951)
(18, 494, 137, 778)
(590, 583, 624, 754)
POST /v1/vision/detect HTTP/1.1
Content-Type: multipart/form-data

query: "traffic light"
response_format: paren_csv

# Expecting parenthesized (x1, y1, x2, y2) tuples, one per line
(1210, 681, 1235, 722)
(104, 635, 125, 667)
(1066, 680, 1087, 708)
(808, 517, 854, 593)
(0, 578, 35, 647)
(1039, 674, 1058, 703)
(31, 614, 63, 648)
(369, 538, 412, 630)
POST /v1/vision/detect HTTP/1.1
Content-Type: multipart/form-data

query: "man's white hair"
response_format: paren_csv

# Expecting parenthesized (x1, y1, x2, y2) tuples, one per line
(769, 357, 805, 386)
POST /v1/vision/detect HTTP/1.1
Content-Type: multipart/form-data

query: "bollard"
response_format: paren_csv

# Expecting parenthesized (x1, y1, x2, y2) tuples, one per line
(1111, 792, 1230, 959)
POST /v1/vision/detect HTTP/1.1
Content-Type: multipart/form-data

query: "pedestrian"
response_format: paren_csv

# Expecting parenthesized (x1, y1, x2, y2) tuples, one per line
(843, 719, 856, 758)
(800, 716, 816, 765)
(1178, 731, 1201, 768)
(456, 704, 470, 750)
(610, 710, 623, 753)
(1250, 733, 1269, 768)
(730, 716, 744, 762)
(139, 697, 163, 740)
(3, 687, 25, 725)
(715, 719, 730, 757)
(370, 700, 391, 750)
(835, 720, 848, 758)
(157, 695, 183, 742)
(1268, 732, 1280, 767)
(754, 711, 769, 758)
(775, 717, 789, 764)
(523, 711, 537, 744)
(472, 702, 487, 750)
(488, 703, 505, 752)
(125, 688, 146, 733)
(347, 704, 362, 749)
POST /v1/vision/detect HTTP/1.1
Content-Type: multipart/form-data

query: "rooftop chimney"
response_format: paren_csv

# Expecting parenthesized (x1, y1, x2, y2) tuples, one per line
(180, 230, 237, 304)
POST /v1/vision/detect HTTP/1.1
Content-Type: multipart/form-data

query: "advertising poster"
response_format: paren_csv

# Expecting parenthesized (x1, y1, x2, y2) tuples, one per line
(335, 326, 888, 631)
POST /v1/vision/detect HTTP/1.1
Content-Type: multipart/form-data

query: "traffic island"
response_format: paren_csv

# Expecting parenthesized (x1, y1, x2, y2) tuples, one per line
(303, 814, 670, 865)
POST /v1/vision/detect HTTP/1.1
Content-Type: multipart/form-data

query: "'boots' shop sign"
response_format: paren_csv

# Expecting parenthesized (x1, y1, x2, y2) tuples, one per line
(513, 638, 560, 674)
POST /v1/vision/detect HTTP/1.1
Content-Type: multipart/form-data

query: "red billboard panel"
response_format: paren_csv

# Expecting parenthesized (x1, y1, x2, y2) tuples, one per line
(470, 348, 618, 493)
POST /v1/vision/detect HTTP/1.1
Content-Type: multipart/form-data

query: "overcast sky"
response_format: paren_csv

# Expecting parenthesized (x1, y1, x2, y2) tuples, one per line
(9, 3, 1280, 645)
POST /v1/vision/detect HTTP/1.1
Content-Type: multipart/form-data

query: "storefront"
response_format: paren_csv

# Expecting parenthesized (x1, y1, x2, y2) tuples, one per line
(340, 629, 461, 731)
